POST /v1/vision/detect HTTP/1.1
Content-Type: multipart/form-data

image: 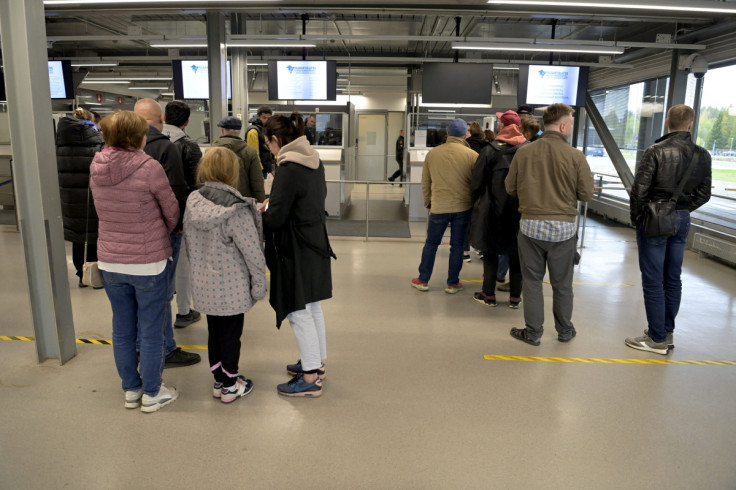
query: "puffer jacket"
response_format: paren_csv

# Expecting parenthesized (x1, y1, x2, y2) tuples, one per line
(90, 147, 179, 264)
(630, 131, 712, 225)
(184, 182, 267, 316)
(56, 116, 103, 243)
(143, 126, 189, 230)
(162, 124, 202, 191)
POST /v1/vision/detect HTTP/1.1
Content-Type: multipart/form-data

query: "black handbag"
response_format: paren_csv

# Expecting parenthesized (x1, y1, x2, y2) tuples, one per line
(642, 147, 700, 237)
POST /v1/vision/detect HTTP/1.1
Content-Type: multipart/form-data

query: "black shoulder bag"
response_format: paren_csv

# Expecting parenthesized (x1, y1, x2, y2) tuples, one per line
(642, 147, 700, 237)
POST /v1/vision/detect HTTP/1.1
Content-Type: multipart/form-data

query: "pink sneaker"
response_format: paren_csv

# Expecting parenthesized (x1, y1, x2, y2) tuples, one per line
(411, 278, 429, 291)
(445, 283, 463, 294)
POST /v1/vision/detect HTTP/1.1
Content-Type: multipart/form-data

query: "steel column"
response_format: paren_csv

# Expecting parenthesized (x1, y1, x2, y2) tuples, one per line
(0, 0, 76, 364)
(207, 11, 227, 142)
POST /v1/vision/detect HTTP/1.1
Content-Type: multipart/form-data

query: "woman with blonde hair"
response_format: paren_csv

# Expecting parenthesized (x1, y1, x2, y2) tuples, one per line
(184, 147, 267, 404)
(90, 110, 180, 413)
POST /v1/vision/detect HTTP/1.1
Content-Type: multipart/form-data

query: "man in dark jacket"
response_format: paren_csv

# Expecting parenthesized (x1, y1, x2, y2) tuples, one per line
(134, 98, 200, 368)
(163, 100, 203, 329)
(388, 129, 405, 183)
(212, 116, 266, 202)
(625, 104, 711, 355)
(246, 105, 274, 178)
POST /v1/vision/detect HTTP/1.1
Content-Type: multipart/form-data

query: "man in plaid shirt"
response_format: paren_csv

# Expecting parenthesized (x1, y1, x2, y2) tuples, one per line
(505, 104, 594, 345)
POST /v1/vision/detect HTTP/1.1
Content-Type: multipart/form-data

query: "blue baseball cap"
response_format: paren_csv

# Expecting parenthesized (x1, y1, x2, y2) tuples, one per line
(447, 118, 468, 137)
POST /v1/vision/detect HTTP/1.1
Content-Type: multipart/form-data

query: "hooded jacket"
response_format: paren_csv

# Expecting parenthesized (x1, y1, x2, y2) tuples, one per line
(505, 131, 594, 223)
(90, 147, 179, 264)
(262, 136, 333, 328)
(56, 116, 104, 243)
(630, 131, 711, 225)
(246, 117, 274, 174)
(466, 135, 490, 154)
(421, 136, 478, 214)
(162, 123, 202, 190)
(143, 125, 189, 229)
(184, 181, 267, 316)
(211, 135, 266, 202)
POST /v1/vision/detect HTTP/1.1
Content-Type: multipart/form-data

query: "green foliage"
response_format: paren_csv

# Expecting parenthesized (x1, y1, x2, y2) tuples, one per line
(699, 107, 736, 152)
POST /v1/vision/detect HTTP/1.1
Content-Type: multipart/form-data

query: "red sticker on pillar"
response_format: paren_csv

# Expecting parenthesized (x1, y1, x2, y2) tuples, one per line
(96, 94, 102, 103)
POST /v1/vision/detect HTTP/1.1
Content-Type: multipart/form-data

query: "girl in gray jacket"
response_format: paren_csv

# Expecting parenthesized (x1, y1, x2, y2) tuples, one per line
(184, 147, 267, 404)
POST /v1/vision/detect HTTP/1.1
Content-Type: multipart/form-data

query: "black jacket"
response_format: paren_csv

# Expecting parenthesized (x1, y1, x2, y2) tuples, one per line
(246, 118, 274, 174)
(56, 117, 104, 243)
(466, 136, 490, 154)
(263, 159, 334, 328)
(163, 124, 202, 190)
(630, 131, 712, 225)
(395, 135, 405, 163)
(470, 141, 525, 253)
(143, 126, 189, 229)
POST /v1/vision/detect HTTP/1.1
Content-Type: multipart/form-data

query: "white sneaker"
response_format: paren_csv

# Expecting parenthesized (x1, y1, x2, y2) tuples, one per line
(124, 389, 143, 409)
(220, 377, 254, 404)
(141, 383, 179, 413)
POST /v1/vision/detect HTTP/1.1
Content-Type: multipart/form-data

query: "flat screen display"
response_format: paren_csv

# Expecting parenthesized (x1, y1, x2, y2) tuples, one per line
(421, 63, 493, 105)
(173, 60, 232, 100)
(517, 65, 589, 107)
(267, 61, 337, 101)
(48, 60, 74, 99)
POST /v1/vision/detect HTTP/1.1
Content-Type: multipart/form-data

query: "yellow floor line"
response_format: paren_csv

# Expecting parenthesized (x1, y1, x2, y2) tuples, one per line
(0, 336, 208, 350)
(484, 355, 736, 366)
(461, 279, 634, 287)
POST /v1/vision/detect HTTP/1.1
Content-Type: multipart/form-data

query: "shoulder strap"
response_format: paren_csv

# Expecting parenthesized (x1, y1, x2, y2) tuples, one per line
(670, 147, 701, 202)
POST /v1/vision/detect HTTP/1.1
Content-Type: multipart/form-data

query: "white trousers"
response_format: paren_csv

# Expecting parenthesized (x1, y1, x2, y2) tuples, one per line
(286, 301, 327, 372)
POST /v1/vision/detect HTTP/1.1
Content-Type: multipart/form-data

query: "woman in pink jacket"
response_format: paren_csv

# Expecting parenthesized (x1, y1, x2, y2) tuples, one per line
(90, 111, 180, 413)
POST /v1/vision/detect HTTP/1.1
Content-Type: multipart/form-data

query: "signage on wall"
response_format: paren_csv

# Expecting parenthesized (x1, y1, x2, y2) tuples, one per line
(96, 94, 102, 103)
(118, 96, 123, 105)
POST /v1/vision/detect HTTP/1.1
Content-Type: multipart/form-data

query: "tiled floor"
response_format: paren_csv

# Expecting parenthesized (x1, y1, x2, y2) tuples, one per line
(1, 215, 735, 488)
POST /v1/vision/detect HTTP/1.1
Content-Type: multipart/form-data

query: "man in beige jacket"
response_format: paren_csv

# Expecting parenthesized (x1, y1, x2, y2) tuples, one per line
(505, 104, 594, 345)
(412, 119, 478, 293)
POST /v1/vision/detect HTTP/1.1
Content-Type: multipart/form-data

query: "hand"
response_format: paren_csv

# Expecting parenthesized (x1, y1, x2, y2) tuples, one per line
(259, 198, 269, 213)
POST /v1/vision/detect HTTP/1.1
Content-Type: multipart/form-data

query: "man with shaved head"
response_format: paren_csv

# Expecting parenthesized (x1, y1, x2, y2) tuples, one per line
(133, 98, 200, 369)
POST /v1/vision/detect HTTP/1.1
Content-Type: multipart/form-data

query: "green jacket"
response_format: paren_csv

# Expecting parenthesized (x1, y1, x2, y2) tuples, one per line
(421, 136, 478, 214)
(211, 136, 266, 203)
(505, 131, 594, 223)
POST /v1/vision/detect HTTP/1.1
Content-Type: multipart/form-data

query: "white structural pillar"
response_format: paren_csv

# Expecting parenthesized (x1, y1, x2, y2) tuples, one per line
(207, 10, 227, 141)
(0, 0, 76, 363)
(230, 13, 249, 123)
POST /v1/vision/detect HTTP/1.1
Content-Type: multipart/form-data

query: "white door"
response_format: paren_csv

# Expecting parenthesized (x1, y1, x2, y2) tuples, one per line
(357, 113, 387, 181)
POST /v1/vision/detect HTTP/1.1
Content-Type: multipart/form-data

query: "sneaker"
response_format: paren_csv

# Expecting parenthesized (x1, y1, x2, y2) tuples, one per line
(286, 359, 326, 381)
(277, 374, 322, 398)
(78, 278, 88, 288)
(124, 388, 143, 409)
(174, 310, 201, 328)
(212, 382, 224, 399)
(496, 275, 506, 283)
(625, 334, 670, 355)
(141, 383, 179, 413)
(473, 291, 497, 307)
(445, 283, 463, 294)
(558, 329, 576, 342)
(463, 253, 472, 263)
(644, 329, 674, 349)
(510, 327, 541, 346)
(164, 348, 201, 368)
(497, 282, 511, 292)
(220, 377, 254, 404)
(411, 278, 429, 292)
(509, 297, 521, 309)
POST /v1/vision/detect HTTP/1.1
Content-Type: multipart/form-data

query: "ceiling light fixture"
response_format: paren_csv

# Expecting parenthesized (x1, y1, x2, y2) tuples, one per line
(128, 86, 168, 90)
(46, 0, 281, 4)
(452, 41, 624, 55)
(85, 77, 173, 81)
(70, 61, 119, 67)
(80, 80, 131, 84)
(227, 41, 317, 48)
(149, 41, 207, 48)
(486, 0, 736, 14)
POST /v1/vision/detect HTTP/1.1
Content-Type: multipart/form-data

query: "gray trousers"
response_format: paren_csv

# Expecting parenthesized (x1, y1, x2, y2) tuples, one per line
(517, 232, 576, 339)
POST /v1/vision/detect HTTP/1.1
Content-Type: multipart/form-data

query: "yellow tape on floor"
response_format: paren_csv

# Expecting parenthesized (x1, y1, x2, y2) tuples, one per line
(484, 355, 736, 366)
(0, 335, 208, 350)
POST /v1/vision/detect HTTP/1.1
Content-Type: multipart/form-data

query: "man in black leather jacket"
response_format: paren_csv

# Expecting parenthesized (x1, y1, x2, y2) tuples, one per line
(625, 104, 711, 355)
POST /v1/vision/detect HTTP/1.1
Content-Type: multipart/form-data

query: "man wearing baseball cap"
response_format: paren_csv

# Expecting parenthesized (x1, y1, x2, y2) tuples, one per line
(412, 118, 478, 294)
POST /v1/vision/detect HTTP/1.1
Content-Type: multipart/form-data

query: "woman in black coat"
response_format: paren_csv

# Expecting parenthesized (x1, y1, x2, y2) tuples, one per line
(56, 108, 104, 287)
(262, 112, 334, 398)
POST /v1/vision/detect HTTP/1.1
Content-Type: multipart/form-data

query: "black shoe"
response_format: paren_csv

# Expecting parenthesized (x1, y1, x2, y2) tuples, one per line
(558, 329, 577, 343)
(164, 348, 201, 368)
(510, 327, 540, 346)
(174, 310, 201, 328)
(78, 278, 88, 288)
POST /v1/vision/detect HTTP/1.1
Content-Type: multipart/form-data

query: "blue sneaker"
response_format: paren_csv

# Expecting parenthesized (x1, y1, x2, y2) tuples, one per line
(286, 359, 326, 381)
(277, 374, 323, 398)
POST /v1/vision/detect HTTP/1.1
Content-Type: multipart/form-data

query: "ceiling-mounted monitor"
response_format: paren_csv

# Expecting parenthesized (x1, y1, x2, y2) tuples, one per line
(517, 64, 589, 107)
(421, 63, 493, 105)
(172, 60, 232, 100)
(48, 60, 74, 99)
(267, 60, 337, 101)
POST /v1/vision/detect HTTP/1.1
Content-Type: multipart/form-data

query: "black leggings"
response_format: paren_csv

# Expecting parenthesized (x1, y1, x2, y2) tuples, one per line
(207, 313, 245, 387)
(482, 250, 522, 297)
(72, 242, 97, 278)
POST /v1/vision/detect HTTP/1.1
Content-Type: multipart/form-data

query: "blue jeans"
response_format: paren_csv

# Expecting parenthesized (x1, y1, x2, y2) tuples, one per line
(418, 210, 471, 286)
(636, 210, 690, 343)
(498, 254, 509, 278)
(102, 268, 169, 396)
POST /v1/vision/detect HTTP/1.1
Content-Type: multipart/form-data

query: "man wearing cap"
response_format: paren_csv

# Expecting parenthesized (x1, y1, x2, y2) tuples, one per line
(470, 110, 528, 308)
(211, 116, 266, 202)
(412, 118, 478, 293)
(246, 105, 275, 178)
(505, 103, 594, 346)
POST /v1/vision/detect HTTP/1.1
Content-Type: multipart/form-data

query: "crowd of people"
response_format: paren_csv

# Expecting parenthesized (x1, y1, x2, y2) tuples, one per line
(412, 103, 711, 353)
(58, 102, 334, 412)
